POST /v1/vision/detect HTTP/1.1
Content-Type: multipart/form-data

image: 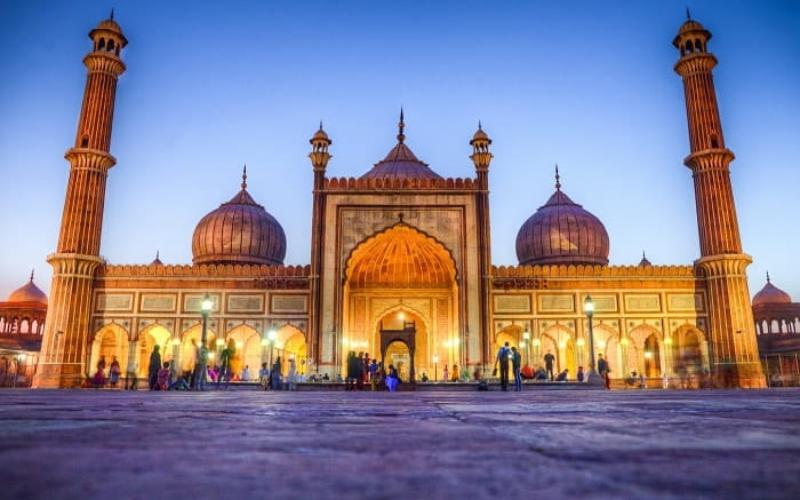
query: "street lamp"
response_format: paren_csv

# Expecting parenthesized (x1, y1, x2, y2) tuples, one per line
(198, 293, 212, 390)
(433, 354, 439, 381)
(583, 295, 604, 385)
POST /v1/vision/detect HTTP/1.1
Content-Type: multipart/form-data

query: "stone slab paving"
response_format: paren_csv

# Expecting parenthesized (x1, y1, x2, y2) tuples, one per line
(1, 388, 799, 500)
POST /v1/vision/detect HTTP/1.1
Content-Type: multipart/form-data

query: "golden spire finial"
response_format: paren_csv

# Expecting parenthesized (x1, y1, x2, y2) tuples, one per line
(397, 107, 405, 144)
(241, 164, 247, 190)
(555, 164, 562, 190)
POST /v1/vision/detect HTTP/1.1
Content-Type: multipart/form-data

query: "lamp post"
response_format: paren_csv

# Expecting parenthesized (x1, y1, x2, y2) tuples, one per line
(583, 295, 604, 384)
(433, 354, 439, 382)
(198, 293, 212, 391)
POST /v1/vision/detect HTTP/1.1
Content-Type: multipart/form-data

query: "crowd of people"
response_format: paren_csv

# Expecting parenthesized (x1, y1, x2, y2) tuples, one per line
(492, 342, 614, 390)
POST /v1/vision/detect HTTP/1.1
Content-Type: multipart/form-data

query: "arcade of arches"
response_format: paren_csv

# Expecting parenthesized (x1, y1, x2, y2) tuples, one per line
(90, 322, 308, 380)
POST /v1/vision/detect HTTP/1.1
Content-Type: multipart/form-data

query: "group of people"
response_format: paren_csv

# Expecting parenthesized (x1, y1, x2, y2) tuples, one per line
(89, 355, 122, 389)
(345, 351, 401, 391)
(494, 343, 613, 390)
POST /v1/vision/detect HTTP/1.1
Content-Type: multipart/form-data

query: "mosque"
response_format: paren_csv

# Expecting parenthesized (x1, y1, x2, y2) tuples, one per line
(3, 13, 793, 389)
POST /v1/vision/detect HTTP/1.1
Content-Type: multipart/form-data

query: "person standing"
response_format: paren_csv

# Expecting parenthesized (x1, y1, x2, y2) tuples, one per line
(597, 354, 611, 390)
(109, 356, 121, 389)
(451, 364, 459, 382)
(287, 357, 297, 391)
(543, 350, 556, 381)
(511, 347, 522, 391)
(386, 364, 399, 392)
(126, 360, 138, 390)
(442, 364, 449, 382)
(270, 356, 283, 390)
(259, 362, 270, 390)
(241, 365, 251, 382)
(217, 340, 233, 389)
(148, 345, 162, 390)
(495, 342, 511, 391)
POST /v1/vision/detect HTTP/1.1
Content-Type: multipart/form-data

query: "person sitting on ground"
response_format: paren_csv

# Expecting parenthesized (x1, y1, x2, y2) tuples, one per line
(473, 366, 482, 381)
(169, 372, 191, 390)
(577, 366, 585, 382)
(157, 362, 171, 390)
(521, 363, 534, 379)
(555, 368, 569, 382)
(534, 366, 548, 381)
(91, 366, 106, 388)
(322, 373, 330, 381)
(420, 372, 429, 382)
(386, 364, 400, 392)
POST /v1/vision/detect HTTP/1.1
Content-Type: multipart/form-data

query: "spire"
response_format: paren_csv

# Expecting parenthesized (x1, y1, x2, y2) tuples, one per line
(766, 271, 771, 283)
(686, 7, 691, 20)
(241, 164, 248, 190)
(555, 164, 561, 191)
(397, 107, 405, 144)
(478, 120, 482, 131)
(110, 8, 115, 21)
(319, 120, 323, 131)
(156, 250, 160, 260)
(30, 269, 35, 282)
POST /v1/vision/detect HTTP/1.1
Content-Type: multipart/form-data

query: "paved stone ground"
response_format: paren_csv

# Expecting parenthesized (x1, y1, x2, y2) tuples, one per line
(1, 388, 799, 500)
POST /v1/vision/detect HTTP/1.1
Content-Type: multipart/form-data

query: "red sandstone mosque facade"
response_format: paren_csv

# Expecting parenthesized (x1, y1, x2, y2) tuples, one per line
(9, 14, 788, 389)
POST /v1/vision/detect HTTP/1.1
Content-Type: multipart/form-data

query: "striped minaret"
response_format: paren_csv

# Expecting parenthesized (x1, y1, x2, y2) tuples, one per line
(673, 15, 765, 388)
(33, 14, 127, 388)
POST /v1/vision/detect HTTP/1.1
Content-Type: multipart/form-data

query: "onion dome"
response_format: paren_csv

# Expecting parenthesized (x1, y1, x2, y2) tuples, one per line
(150, 251, 163, 266)
(472, 123, 489, 142)
(638, 251, 652, 267)
(360, 109, 442, 181)
(752, 272, 792, 306)
(516, 166, 610, 266)
(192, 166, 286, 266)
(8, 271, 48, 304)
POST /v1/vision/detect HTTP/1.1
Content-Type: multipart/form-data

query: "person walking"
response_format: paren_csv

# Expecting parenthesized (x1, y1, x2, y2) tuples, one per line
(259, 362, 270, 390)
(511, 346, 522, 391)
(495, 341, 511, 391)
(148, 345, 161, 390)
(217, 340, 233, 389)
(543, 350, 555, 381)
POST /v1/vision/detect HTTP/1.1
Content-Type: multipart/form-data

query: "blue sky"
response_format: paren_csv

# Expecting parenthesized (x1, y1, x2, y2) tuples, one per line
(1, 0, 799, 302)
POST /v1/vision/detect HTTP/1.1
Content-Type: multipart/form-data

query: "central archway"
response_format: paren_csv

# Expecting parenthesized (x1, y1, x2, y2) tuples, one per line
(342, 223, 459, 382)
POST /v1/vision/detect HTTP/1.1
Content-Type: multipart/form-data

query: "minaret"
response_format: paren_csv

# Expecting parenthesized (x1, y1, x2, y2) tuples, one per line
(470, 123, 493, 364)
(33, 15, 128, 388)
(308, 123, 332, 368)
(673, 16, 765, 387)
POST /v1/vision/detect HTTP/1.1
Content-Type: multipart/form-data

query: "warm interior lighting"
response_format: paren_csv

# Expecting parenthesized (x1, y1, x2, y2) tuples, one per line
(597, 340, 606, 349)
(621, 337, 629, 346)
(577, 338, 585, 347)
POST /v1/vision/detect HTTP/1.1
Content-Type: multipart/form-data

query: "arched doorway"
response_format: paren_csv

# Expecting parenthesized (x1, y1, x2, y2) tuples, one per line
(343, 223, 458, 383)
(643, 333, 661, 378)
(90, 323, 129, 378)
(385, 340, 412, 382)
(137, 325, 172, 378)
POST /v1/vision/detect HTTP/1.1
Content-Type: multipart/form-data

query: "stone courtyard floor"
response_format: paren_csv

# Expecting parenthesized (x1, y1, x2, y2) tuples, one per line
(1, 388, 799, 500)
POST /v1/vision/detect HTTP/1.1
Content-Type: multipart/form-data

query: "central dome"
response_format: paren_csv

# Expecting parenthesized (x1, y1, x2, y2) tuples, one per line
(359, 111, 442, 181)
(516, 168, 609, 266)
(192, 168, 286, 266)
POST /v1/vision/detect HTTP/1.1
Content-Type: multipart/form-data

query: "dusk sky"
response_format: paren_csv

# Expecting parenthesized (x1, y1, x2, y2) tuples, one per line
(1, 0, 798, 302)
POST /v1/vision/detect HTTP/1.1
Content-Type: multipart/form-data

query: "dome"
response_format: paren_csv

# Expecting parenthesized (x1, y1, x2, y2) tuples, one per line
(638, 251, 652, 267)
(359, 111, 443, 181)
(516, 169, 609, 266)
(311, 125, 330, 142)
(192, 169, 286, 266)
(752, 274, 792, 306)
(8, 272, 47, 304)
(677, 19, 705, 35)
(96, 18, 123, 34)
(472, 125, 489, 142)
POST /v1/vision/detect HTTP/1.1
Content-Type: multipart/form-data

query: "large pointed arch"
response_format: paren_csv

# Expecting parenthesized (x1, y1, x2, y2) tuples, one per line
(345, 223, 457, 289)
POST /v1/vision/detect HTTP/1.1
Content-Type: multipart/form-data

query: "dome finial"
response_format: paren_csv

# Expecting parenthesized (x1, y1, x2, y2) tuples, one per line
(555, 164, 562, 190)
(397, 106, 405, 144)
(30, 268, 35, 282)
(686, 6, 691, 20)
(241, 164, 248, 190)
(319, 120, 323, 131)
(478, 120, 482, 131)
(766, 270, 771, 283)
